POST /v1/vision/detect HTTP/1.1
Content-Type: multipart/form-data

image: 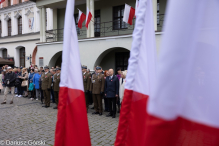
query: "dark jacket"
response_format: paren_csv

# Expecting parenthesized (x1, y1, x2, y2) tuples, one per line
(4, 72, 16, 87)
(104, 75, 119, 98)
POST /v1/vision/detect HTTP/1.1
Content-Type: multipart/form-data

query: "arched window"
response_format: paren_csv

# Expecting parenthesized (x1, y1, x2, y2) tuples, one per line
(2, 49, 7, 59)
(20, 47, 25, 67)
(0, 21, 2, 37)
(18, 16, 22, 35)
(8, 19, 11, 36)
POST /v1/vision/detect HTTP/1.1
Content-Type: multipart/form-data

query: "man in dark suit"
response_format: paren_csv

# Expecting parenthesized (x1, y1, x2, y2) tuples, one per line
(104, 69, 119, 118)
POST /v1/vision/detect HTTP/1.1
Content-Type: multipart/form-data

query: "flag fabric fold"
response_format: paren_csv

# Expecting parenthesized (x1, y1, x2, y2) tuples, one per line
(85, 7, 92, 29)
(115, 0, 156, 145)
(54, 0, 91, 146)
(145, 0, 219, 145)
(78, 9, 86, 29)
(123, 4, 135, 25)
(0, 0, 5, 4)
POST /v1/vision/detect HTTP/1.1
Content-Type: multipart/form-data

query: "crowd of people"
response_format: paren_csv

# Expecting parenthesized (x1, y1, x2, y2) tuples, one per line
(0, 64, 127, 118)
(83, 65, 127, 118)
(0, 64, 61, 109)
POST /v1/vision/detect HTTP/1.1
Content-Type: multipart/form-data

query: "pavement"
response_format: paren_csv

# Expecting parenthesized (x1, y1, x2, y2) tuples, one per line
(0, 92, 120, 146)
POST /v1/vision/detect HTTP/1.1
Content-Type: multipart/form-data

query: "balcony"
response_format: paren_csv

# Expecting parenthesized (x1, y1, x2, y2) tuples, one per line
(45, 14, 165, 42)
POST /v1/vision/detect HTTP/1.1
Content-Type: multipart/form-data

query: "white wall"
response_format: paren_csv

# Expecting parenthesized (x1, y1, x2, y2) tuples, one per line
(37, 33, 163, 69)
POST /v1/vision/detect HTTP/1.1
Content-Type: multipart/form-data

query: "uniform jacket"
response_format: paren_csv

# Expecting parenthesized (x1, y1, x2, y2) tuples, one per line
(90, 73, 105, 94)
(104, 75, 119, 98)
(53, 73, 61, 92)
(41, 72, 52, 90)
(83, 72, 91, 92)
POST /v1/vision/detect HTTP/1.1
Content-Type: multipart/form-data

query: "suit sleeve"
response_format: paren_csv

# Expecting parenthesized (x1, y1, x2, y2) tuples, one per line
(101, 75, 105, 93)
(48, 74, 52, 89)
(104, 77, 107, 94)
(116, 76, 119, 95)
(86, 74, 91, 91)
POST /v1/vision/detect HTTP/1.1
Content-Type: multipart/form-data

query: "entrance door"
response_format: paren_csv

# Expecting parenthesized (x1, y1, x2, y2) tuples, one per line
(115, 52, 130, 71)
(20, 47, 25, 67)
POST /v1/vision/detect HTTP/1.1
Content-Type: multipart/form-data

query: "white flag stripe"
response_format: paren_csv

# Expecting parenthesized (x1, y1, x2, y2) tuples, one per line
(60, 0, 83, 91)
(148, 0, 219, 128)
(78, 10, 83, 23)
(123, 4, 131, 23)
(86, 7, 89, 23)
(125, 0, 156, 96)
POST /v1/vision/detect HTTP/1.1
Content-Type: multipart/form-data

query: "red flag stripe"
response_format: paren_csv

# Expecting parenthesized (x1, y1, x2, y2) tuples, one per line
(128, 7, 135, 25)
(115, 89, 149, 146)
(145, 115, 219, 146)
(78, 13, 86, 29)
(85, 12, 92, 29)
(0, 0, 5, 4)
(55, 87, 91, 146)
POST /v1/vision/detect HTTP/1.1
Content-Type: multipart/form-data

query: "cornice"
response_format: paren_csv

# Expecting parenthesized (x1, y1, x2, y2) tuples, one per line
(0, 1, 36, 14)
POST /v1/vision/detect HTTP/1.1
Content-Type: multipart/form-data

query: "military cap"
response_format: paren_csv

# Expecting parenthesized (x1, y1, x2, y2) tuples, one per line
(56, 68, 61, 71)
(44, 65, 49, 69)
(96, 66, 102, 70)
(82, 65, 87, 69)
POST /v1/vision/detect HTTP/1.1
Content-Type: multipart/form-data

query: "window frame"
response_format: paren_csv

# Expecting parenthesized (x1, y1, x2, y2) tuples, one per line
(0, 21, 2, 37)
(112, 5, 127, 30)
(8, 0, 11, 6)
(74, 14, 80, 35)
(94, 9, 101, 37)
(2, 49, 7, 59)
(18, 16, 22, 35)
(8, 19, 11, 36)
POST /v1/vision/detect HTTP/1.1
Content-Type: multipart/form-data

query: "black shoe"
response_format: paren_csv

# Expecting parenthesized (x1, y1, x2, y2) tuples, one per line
(112, 114, 116, 118)
(45, 106, 50, 108)
(53, 107, 58, 109)
(99, 113, 102, 116)
(42, 105, 46, 107)
(104, 109, 109, 112)
(92, 112, 99, 115)
(106, 113, 113, 117)
(91, 107, 94, 109)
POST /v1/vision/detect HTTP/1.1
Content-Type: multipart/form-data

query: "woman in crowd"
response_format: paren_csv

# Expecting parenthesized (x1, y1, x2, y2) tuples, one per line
(116, 67, 122, 113)
(39, 70, 44, 104)
(0, 71, 3, 93)
(104, 70, 109, 112)
(119, 70, 127, 105)
(19, 68, 28, 97)
(15, 68, 22, 97)
(33, 69, 41, 101)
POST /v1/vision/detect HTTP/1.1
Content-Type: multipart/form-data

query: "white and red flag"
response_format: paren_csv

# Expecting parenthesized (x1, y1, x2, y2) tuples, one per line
(0, 0, 5, 4)
(115, 0, 156, 145)
(85, 7, 92, 29)
(123, 4, 135, 25)
(145, 0, 219, 145)
(54, 0, 91, 146)
(78, 9, 86, 29)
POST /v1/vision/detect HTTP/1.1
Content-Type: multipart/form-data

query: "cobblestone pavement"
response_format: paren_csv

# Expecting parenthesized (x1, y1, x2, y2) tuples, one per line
(0, 92, 119, 146)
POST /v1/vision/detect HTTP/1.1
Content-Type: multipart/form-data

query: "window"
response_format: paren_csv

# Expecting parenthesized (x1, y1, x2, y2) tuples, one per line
(8, 19, 11, 36)
(115, 52, 130, 71)
(2, 49, 7, 59)
(94, 10, 100, 37)
(8, 0, 11, 6)
(157, 0, 160, 25)
(74, 14, 80, 34)
(18, 16, 22, 34)
(20, 47, 25, 67)
(19, 0, 22, 3)
(113, 5, 127, 30)
(0, 21, 2, 37)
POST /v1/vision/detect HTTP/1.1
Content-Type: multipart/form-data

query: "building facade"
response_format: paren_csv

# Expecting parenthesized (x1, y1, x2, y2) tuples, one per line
(0, 0, 54, 67)
(7, 0, 167, 70)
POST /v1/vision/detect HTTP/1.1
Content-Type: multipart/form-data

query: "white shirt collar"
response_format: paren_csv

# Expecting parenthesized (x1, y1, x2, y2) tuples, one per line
(45, 72, 49, 74)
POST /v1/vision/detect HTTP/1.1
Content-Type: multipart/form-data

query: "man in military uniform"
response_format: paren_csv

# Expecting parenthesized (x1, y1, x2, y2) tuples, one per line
(41, 66, 52, 108)
(53, 67, 61, 109)
(82, 65, 91, 112)
(90, 66, 105, 116)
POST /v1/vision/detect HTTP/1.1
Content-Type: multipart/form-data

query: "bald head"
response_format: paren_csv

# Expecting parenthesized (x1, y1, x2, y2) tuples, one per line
(108, 69, 114, 76)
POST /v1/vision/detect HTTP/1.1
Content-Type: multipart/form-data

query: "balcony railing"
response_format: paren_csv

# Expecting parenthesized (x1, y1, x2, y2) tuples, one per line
(46, 14, 165, 42)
